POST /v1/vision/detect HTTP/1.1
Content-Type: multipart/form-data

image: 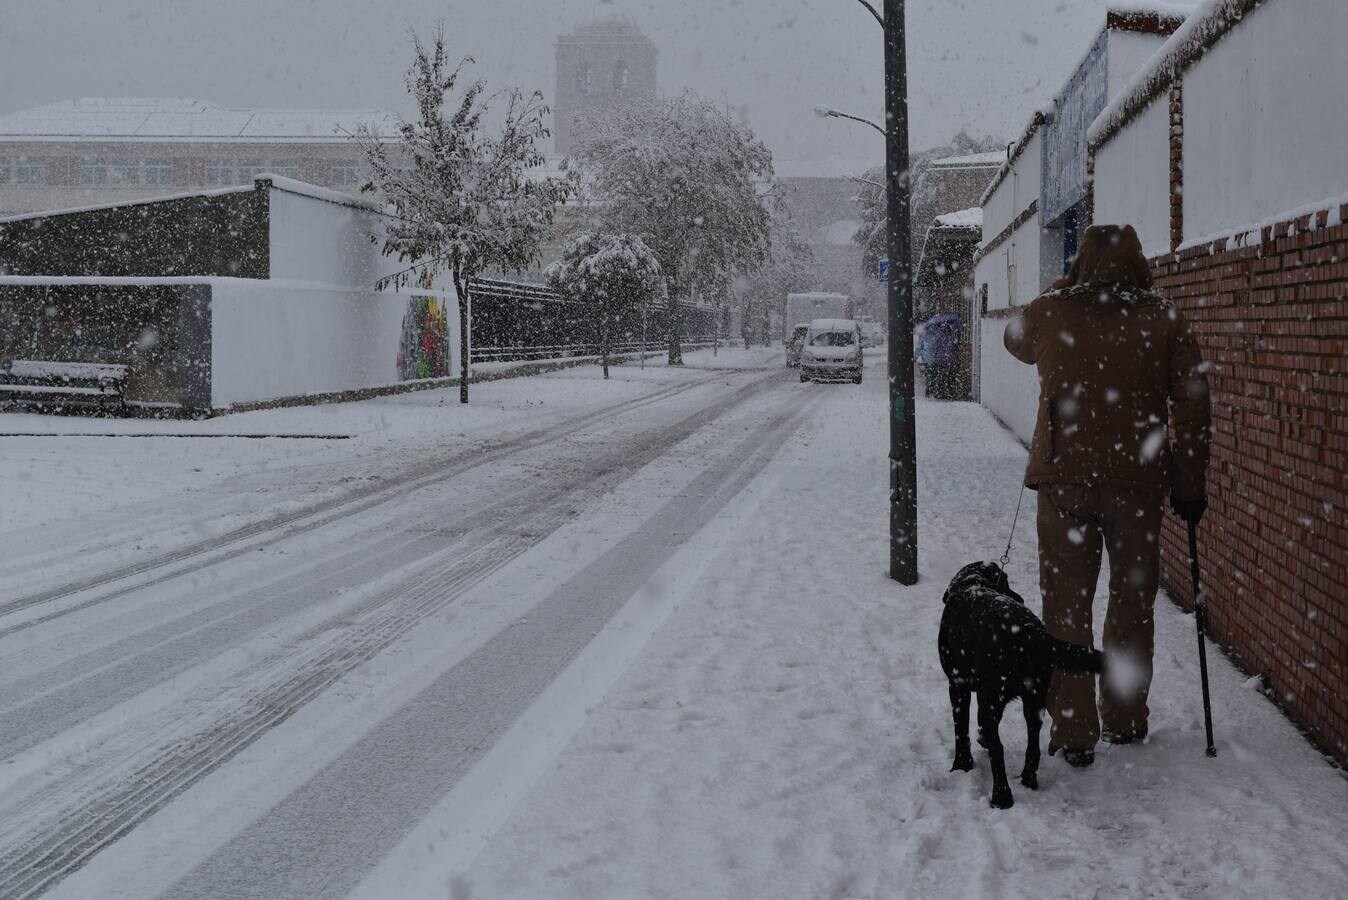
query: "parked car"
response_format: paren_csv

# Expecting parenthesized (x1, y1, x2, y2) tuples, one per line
(799, 318, 863, 384)
(784, 323, 810, 367)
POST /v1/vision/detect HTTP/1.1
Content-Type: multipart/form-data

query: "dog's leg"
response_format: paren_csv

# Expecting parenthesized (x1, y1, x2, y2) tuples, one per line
(979, 702, 1013, 809)
(1020, 700, 1042, 790)
(950, 684, 974, 772)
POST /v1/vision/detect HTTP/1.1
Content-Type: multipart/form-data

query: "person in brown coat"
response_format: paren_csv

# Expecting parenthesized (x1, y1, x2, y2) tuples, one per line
(1004, 224, 1211, 767)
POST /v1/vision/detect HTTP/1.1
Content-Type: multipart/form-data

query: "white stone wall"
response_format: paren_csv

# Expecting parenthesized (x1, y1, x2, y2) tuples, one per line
(1093, 93, 1172, 257)
(209, 280, 461, 408)
(1182, 0, 1348, 242)
(979, 317, 1039, 446)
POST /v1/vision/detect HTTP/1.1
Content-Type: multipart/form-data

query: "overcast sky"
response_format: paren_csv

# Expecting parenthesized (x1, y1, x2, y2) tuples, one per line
(2, 0, 1118, 171)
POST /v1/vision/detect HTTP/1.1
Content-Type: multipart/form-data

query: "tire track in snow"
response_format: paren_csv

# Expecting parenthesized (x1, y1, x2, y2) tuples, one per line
(0, 369, 791, 900)
(0, 372, 724, 634)
(160, 385, 826, 900)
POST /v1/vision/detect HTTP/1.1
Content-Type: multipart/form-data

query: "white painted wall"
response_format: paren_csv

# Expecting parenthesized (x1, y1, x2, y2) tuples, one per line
(1183, 0, 1348, 242)
(267, 187, 404, 288)
(977, 131, 1044, 314)
(1106, 31, 1169, 101)
(979, 317, 1040, 446)
(209, 280, 461, 407)
(1093, 94, 1172, 257)
(982, 131, 1042, 238)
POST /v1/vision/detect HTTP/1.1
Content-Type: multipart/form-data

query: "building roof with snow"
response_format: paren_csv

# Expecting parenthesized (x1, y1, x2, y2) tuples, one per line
(0, 98, 397, 143)
(933, 207, 984, 231)
(928, 152, 1005, 171)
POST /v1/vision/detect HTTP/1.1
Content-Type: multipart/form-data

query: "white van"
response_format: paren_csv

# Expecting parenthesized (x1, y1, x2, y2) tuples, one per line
(799, 318, 863, 384)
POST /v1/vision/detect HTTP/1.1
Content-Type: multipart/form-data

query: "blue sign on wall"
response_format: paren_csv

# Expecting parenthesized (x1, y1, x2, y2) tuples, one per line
(878, 258, 889, 283)
(1042, 31, 1108, 225)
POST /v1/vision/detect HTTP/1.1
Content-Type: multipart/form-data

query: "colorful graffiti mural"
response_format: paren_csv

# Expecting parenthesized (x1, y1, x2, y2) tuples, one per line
(396, 286, 450, 381)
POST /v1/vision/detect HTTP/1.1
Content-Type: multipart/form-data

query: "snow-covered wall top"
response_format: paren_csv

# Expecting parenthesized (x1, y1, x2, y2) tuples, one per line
(1106, 31, 1171, 102)
(978, 112, 1047, 210)
(1092, 95, 1172, 257)
(1090, 0, 1257, 149)
(1181, 0, 1348, 243)
(981, 131, 1042, 240)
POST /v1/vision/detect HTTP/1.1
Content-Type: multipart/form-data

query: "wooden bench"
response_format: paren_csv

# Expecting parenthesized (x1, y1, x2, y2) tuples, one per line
(0, 360, 129, 412)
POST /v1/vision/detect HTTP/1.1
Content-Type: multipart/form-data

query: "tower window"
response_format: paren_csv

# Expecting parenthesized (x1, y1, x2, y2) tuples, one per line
(577, 62, 592, 96)
(613, 61, 630, 94)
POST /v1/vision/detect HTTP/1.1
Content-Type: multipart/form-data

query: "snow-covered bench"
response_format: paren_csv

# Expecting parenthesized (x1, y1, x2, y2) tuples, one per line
(0, 360, 129, 411)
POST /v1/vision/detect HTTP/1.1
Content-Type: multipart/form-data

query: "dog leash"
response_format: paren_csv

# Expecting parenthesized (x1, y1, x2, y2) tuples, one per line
(999, 484, 1027, 570)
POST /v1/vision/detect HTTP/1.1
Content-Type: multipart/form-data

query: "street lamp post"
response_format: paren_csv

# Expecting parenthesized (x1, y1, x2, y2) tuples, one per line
(883, 0, 918, 584)
(817, 0, 917, 584)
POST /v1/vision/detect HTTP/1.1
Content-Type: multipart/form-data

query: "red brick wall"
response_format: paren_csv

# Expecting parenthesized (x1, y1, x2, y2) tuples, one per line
(1149, 206, 1348, 765)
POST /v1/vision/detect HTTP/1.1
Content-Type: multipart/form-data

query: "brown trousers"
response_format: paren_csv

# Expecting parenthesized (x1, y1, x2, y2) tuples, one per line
(1037, 483, 1164, 749)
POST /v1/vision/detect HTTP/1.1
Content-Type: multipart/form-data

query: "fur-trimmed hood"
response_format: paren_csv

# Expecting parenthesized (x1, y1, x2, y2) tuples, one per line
(1049, 224, 1154, 293)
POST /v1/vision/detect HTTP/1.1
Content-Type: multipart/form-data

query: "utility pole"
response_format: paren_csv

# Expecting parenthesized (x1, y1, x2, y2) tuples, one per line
(884, 0, 918, 584)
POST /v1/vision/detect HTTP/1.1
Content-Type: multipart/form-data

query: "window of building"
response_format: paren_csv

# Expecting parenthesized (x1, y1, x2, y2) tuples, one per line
(15, 157, 44, 185)
(142, 158, 173, 186)
(613, 61, 630, 94)
(329, 159, 360, 186)
(268, 158, 299, 179)
(0, 157, 9, 184)
(107, 158, 138, 185)
(236, 158, 266, 183)
(204, 159, 234, 186)
(79, 157, 108, 185)
(577, 62, 592, 96)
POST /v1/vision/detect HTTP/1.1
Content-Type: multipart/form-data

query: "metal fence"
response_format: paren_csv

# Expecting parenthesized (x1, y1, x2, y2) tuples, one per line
(467, 277, 717, 363)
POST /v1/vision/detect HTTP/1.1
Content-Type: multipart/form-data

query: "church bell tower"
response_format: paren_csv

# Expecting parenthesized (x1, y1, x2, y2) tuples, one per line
(554, 2, 658, 156)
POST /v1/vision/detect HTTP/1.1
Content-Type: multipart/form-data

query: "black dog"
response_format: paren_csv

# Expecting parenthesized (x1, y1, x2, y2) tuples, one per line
(938, 561, 1104, 809)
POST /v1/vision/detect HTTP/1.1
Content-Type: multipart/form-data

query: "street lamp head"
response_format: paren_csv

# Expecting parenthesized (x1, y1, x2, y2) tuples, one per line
(812, 104, 835, 119)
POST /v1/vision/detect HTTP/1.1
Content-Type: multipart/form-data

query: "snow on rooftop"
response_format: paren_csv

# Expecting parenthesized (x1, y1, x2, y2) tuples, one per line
(0, 174, 389, 224)
(1107, 0, 1198, 19)
(0, 97, 397, 142)
(935, 207, 984, 230)
(929, 151, 1005, 169)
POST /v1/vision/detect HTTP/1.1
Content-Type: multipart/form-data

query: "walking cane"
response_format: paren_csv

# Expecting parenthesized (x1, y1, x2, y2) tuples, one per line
(1187, 520, 1218, 757)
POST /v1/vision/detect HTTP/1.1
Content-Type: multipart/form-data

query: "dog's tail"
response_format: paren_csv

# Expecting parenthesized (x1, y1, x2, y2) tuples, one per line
(1044, 636, 1105, 674)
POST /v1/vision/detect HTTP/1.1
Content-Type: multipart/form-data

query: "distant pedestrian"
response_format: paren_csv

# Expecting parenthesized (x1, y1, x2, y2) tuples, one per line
(925, 314, 962, 400)
(1003, 224, 1211, 768)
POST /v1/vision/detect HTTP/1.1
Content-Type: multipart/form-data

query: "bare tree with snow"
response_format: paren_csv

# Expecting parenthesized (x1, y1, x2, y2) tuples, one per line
(354, 28, 572, 403)
(565, 92, 777, 365)
(546, 232, 663, 379)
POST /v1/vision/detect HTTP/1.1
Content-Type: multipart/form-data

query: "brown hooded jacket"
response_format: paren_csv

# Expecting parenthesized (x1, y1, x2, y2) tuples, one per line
(1004, 225, 1211, 499)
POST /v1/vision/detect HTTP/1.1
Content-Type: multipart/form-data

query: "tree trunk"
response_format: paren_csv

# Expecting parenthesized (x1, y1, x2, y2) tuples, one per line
(601, 318, 610, 380)
(454, 271, 470, 404)
(667, 277, 684, 366)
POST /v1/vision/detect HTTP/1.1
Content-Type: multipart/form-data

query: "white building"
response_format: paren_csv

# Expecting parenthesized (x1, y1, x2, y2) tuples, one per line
(0, 97, 395, 216)
(971, 3, 1191, 441)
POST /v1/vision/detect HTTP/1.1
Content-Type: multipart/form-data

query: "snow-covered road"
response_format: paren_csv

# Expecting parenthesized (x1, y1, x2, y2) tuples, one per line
(0, 349, 827, 898)
(2, 347, 1345, 899)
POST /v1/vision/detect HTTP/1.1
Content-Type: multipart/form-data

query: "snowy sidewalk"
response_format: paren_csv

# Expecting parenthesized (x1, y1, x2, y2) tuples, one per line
(458, 376, 1348, 899)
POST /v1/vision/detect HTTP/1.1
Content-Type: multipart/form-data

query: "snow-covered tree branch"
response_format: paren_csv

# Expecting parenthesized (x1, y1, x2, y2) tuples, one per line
(564, 92, 777, 365)
(354, 27, 573, 403)
(545, 232, 662, 379)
